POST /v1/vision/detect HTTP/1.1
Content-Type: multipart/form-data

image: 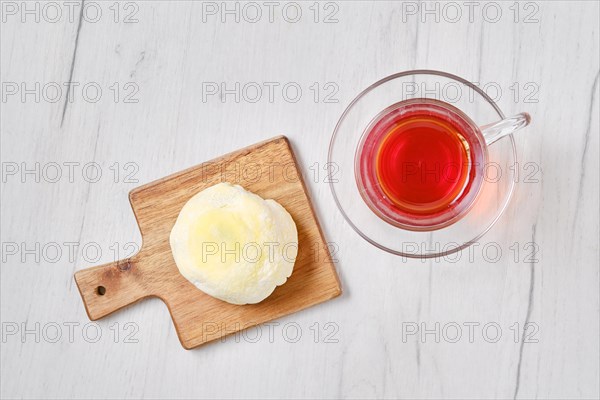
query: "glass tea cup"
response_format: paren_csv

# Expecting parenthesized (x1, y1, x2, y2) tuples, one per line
(355, 98, 530, 231)
(328, 70, 531, 258)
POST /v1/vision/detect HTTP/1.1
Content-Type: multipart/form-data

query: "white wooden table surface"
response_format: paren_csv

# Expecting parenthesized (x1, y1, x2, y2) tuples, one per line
(1, 1, 599, 399)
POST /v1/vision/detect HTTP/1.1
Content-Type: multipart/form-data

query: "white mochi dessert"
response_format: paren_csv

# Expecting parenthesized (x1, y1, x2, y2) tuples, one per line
(169, 182, 298, 305)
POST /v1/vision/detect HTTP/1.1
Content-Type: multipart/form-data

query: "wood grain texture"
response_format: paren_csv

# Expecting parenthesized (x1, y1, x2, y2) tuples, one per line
(1, 1, 599, 399)
(74, 136, 341, 349)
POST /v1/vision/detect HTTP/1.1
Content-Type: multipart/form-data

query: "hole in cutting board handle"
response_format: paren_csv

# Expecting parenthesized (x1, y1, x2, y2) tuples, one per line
(96, 286, 106, 296)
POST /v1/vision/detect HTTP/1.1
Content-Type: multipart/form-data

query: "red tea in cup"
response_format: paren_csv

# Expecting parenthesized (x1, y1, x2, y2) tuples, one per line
(356, 99, 487, 231)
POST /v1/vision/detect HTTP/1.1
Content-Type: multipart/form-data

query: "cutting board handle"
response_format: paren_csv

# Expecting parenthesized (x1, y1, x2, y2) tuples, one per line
(74, 258, 152, 320)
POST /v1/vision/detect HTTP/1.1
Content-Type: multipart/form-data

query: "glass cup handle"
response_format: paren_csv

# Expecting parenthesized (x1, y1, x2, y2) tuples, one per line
(481, 112, 531, 145)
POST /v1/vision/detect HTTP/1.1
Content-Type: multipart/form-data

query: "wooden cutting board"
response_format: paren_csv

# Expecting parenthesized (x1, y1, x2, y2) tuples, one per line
(74, 136, 341, 349)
